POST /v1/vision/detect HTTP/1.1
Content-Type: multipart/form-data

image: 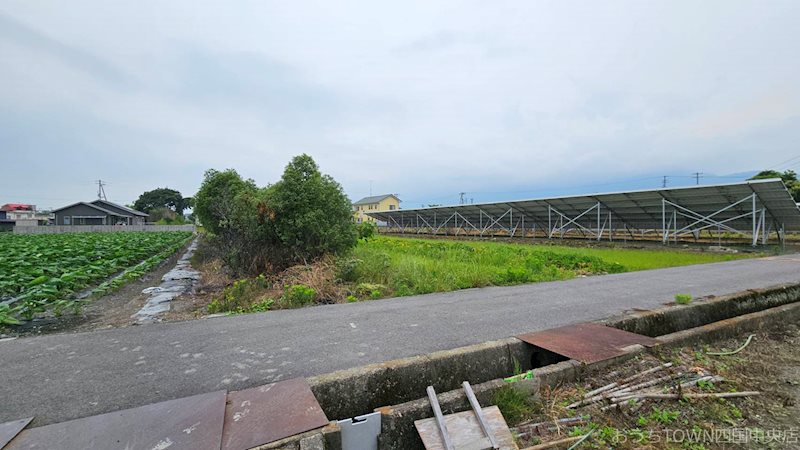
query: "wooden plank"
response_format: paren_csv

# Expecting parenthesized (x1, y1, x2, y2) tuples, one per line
(415, 406, 517, 450)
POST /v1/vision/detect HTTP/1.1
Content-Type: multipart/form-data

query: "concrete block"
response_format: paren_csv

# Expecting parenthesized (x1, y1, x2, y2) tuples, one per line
(299, 433, 325, 450)
(253, 423, 341, 450)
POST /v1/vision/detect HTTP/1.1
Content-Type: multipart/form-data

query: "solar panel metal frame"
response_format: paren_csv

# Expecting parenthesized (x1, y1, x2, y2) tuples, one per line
(365, 179, 800, 242)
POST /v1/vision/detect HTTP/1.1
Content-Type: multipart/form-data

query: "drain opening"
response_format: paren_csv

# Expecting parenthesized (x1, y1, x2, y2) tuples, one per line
(529, 346, 569, 369)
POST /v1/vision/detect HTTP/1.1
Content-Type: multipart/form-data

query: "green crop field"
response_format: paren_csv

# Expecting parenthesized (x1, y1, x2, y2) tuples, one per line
(348, 236, 756, 297)
(0, 231, 193, 324)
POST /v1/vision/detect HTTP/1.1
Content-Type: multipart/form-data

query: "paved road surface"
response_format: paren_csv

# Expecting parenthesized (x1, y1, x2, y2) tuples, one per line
(2, 254, 799, 425)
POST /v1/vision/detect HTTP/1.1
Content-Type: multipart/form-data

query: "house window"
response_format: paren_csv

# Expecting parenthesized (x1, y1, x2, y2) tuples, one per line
(389, 205, 396, 210)
(64, 216, 71, 225)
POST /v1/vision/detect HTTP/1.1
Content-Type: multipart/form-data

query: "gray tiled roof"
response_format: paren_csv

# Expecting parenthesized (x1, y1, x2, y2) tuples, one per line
(353, 194, 400, 205)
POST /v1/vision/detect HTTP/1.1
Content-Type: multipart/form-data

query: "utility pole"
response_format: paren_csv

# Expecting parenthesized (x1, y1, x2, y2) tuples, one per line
(96, 180, 107, 201)
(459, 192, 466, 205)
(693, 172, 703, 185)
(662, 176, 668, 188)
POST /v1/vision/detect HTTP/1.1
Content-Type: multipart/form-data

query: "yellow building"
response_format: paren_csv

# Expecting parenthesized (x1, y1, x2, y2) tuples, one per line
(352, 194, 401, 224)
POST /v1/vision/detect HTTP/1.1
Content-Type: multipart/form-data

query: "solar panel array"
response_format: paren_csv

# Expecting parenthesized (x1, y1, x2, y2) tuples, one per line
(366, 179, 800, 237)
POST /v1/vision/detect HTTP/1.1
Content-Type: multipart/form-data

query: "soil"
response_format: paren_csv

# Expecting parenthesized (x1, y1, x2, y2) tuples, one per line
(512, 323, 800, 449)
(3, 242, 195, 337)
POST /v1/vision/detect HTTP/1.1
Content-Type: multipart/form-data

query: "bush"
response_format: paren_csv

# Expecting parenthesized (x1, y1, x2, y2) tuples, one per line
(194, 169, 257, 235)
(334, 257, 361, 282)
(195, 155, 358, 276)
(357, 222, 377, 240)
(283, 284, 316, 307)
(675, 293, 693, 305)
(266, 154, 358, 266)
(208, 275, 270, 313)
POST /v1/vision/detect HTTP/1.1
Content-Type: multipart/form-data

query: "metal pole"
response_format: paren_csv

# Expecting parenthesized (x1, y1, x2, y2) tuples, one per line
(548, 205, 552, 239)
(596, 202, 600, 241)
(673, 209, 677, 244)
(662, 198, 666, 244)
(752, 194, 757, 247)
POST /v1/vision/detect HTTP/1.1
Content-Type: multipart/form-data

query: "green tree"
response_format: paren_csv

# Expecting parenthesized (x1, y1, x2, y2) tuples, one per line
(193, 169, 256, 234)
(133, 188, 190, 215)
(749, 170, 800, 201)
(195, 156, 357, 275)
(265, 154, 357, 265)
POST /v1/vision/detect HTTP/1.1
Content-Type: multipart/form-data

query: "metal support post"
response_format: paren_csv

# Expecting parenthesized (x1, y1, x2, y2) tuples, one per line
(662, 198, 667, 244)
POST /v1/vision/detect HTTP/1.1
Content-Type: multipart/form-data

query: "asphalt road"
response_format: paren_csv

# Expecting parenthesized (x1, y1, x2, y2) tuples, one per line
(2, 254, 799, 426)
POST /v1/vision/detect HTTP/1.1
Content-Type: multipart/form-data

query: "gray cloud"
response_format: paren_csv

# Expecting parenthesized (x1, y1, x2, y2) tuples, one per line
(0, 0, 798, 209)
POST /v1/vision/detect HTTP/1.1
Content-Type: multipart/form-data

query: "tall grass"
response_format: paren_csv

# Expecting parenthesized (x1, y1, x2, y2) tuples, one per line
(348, 237, 752, 297)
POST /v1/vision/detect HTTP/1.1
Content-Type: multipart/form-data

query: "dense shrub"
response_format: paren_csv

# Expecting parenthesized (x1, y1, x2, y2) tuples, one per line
(265, 155, 357, 265)
(283, 284, 316, 307)
(194, 155, 357, 276)
(194, 169, 257, 235)
(357, 222, 377, 240)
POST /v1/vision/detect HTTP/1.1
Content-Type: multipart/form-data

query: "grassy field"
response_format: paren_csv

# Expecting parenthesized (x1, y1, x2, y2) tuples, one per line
(347, 237, 755, 297)
(205, 235, 758, 314)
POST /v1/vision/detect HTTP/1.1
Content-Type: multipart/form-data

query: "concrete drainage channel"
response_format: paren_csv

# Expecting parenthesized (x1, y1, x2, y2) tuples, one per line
(301, 283, 800, 450)
(3, 283, 799, 450)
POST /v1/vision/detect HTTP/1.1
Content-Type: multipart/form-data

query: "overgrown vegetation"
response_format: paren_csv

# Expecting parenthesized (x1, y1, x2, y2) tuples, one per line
(675, 293, 693, 305)
(492, 384, 540, 424)
(194, 155, 357, 276)
(512, 325, 800, 449)
(200, 236, 753, 314)
(0, 231, 192, 324)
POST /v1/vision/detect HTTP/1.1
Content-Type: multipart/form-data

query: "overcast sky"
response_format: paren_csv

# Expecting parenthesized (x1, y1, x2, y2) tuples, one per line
(1, 1, 798, 210)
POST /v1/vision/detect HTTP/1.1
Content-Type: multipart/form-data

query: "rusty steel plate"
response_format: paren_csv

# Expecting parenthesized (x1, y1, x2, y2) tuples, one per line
(0, 417, 32, 449)
(518, 322, 658, 364)
(221, 378, 329, 450)
(5, 391, 226, 450)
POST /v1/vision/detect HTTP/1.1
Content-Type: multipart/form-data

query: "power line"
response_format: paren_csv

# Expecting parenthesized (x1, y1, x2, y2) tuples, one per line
(769, 154, 800, 170)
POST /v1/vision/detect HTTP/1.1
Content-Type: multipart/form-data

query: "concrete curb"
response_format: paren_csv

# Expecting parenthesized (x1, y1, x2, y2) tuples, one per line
(308, 282, 800, 424)
(308, 337, 532, 421)
(605, 283, 800, 337)
(656, 299, 800, 347)
(367, 282, 800, 449)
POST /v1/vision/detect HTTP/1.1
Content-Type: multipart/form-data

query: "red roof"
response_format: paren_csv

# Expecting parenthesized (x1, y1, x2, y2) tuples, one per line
(1, 203, 34, 211)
